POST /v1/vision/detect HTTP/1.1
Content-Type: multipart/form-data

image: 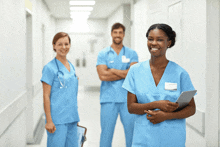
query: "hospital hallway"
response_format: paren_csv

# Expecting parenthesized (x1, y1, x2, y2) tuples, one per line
(25, 86, 205, 147)
(1, 0, 220, 146)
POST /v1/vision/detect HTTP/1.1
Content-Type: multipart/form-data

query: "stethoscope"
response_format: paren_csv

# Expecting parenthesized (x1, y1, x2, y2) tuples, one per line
(55, 58, 67, 89)
(108, 46, 126, 63)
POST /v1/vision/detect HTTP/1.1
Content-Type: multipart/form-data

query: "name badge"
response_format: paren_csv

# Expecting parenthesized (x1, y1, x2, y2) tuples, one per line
(122, 55, 130, 63)
(165, 82, 177, 90)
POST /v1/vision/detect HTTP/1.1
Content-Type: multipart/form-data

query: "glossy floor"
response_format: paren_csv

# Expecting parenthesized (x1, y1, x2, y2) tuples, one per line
(27, 87, 206, 147)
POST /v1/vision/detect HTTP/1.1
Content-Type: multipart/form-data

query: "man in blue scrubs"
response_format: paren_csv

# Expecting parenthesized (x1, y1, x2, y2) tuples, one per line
(96, 23, 138, 147)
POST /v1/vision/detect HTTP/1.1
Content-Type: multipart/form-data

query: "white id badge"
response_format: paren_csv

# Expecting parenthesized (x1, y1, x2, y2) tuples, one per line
(122, 56, 130, 63)
(165, 82, 177, 90)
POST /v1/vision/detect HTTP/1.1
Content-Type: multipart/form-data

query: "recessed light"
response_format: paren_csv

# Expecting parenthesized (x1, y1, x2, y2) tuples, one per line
(69, 1, 95, 6)
(70, 7, 93, 11)
(70, 12, 91, 15)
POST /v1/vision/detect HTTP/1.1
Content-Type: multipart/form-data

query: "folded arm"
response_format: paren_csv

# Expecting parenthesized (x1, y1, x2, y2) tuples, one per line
(97, 65, 122, 81)
(110, 62, 137, 78)
(96, 62, 137, 81)
(127, 92, 178, 115)
(128, 91, 195, 124)
(146, 98, 196, 124)
(166, 98, 196, 119)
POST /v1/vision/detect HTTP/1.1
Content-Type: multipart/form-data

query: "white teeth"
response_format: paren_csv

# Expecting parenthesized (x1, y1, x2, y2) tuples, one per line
(151, 48, 158, 51)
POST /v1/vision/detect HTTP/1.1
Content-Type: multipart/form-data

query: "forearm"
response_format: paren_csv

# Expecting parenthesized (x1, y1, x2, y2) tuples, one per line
(98, 68, 122, 81)
(111, 68, 129, 79)
(100, 74, 122, 81)
(166, 104, 196, 120)
(128, 101, 160, 114)
(43, 96, 53, 123)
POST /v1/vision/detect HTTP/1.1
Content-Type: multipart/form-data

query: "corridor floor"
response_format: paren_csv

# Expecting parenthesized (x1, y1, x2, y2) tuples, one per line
(27, 86, 206, 147)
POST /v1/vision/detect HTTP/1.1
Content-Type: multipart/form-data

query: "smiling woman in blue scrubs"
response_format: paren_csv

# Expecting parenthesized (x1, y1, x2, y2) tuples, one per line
(41, 32, 79, 147)
(122, 24, 196, 147)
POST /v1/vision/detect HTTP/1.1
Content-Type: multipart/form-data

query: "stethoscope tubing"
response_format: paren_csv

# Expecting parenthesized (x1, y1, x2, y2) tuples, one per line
(108, 46, 125, 56)
(55, 58, 66, 88)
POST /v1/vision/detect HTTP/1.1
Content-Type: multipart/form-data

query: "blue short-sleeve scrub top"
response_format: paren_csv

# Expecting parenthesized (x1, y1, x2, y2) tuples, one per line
(41, 58, 80, 124)
(96, 46, 138, 103)
(122, 60, 196, 147)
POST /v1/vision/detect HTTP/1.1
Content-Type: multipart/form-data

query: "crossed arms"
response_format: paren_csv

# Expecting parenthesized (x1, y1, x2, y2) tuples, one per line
(96, 62, 137, 81)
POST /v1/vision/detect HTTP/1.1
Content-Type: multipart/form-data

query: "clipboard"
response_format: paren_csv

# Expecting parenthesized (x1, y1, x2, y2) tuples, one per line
(176, 90, 197, 110)
(77, 125, 87, 147)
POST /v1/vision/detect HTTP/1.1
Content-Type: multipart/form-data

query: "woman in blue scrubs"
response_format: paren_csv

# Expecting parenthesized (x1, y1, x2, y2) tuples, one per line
(41, 32, 79, 147)
(122, 24, 196, 147)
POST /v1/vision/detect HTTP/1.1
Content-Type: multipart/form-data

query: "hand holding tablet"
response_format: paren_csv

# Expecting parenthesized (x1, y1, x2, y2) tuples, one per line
(176, 90, 197, 110)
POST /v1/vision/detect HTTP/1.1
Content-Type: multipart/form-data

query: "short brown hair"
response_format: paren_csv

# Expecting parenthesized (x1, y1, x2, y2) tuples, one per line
(111, 23, 125, 32)
(52, 32, 71, 52)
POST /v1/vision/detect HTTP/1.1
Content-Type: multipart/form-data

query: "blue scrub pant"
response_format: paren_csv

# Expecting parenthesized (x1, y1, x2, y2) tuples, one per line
(100, 102, 135, 147)
(47, 122, 78, 147)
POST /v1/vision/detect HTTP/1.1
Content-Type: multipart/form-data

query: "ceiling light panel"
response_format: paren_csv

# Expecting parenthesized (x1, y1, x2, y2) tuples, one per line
(69, 1, 95, 6)
(70, 7, 93, 11)
(70, 12, 91, 15)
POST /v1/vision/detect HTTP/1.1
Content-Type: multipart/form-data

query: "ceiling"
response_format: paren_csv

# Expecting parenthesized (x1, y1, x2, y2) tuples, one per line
(44, 0, 131, 19)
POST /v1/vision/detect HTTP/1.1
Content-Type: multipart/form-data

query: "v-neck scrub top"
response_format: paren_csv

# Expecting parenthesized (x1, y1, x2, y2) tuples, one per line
(41, 58, 80, 124)
(122, 60, 196, 147)
(96, 46, 138, 103)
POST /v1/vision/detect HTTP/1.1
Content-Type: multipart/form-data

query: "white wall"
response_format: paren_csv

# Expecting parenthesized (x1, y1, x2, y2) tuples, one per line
(107, 6, 124, 46)
(123, 4, 131, 48)
(27, 0, 56, 143)
(0, 0, 26, 111)
(0, 0, 56, 146)
(205, 0, 220, 146)
(0, 0, 27, 146)
(132, 0, 148, 61)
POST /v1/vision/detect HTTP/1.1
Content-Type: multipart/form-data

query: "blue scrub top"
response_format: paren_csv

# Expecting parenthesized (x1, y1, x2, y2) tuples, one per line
(96, 46, 138, 103)
(122, 60, 196, 146)
(41, 58, 80, 124)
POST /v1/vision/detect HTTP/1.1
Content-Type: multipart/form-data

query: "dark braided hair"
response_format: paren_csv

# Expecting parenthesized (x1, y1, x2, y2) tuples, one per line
(146, 24, 176, 48)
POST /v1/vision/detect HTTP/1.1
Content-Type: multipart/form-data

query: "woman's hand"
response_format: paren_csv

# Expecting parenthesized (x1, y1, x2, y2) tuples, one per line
(157, 100, 179, 112)
(45, 122, 56, 133)
(144, 110, 168, 124)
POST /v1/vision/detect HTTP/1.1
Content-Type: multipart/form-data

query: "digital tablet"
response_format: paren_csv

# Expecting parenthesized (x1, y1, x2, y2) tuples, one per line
(176, 90, 197, 109)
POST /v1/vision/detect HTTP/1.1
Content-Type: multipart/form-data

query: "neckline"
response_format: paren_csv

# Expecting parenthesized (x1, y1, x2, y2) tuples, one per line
(110, 46, 124, 56)
(55, 58, 71, 73)
(148, 60, 170, 88)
